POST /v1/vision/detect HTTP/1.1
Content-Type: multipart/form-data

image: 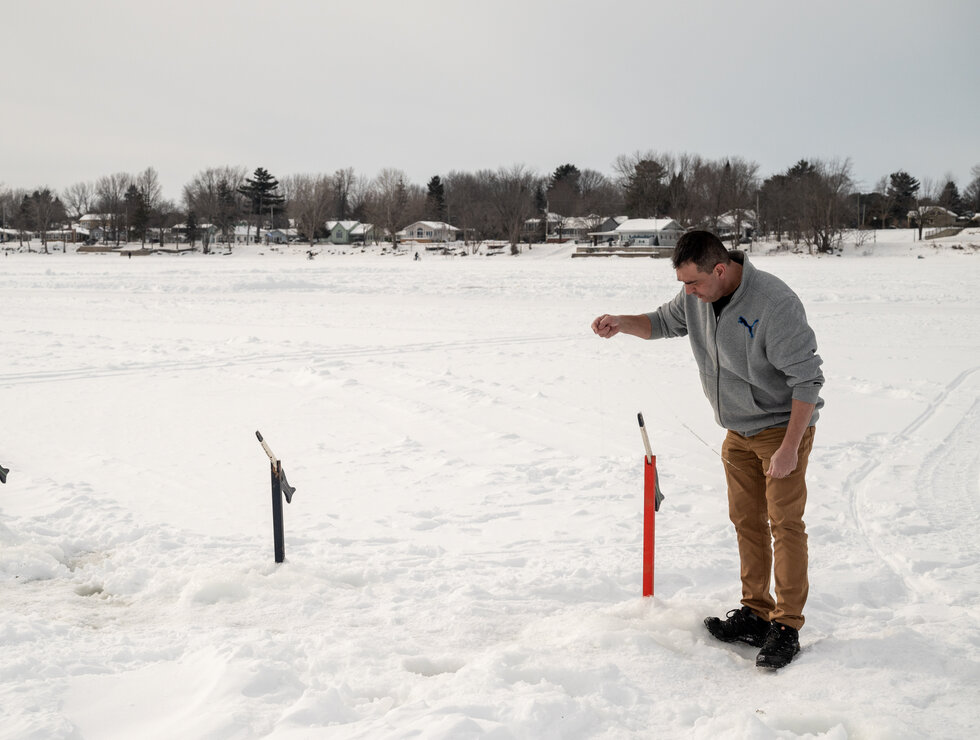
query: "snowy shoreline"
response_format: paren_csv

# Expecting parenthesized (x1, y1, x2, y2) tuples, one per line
(3, 227, 979, 263)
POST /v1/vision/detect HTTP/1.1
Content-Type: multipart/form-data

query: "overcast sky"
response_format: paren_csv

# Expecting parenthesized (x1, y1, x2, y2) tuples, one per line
(4, 0, 978, 202)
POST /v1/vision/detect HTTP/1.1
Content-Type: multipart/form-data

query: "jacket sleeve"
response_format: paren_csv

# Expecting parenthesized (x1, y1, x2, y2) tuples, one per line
(764, 295, 824, 403)
(645, 289, 689, 340)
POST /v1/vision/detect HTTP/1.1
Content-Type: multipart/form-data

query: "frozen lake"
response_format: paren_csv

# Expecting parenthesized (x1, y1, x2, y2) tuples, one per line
(2, 242, 979, 738)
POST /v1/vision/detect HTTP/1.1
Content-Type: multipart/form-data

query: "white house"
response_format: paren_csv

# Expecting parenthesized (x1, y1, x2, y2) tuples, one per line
(523, 213, 600, 242)
(232, 224, 263, 244)
(590, 218, 684, 247)
(715, 210, 756, 240)
(398, 221, 461, 243)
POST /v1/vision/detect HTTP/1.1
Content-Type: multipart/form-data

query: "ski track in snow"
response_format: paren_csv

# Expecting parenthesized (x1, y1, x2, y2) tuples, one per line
(2, 248, 980, 739)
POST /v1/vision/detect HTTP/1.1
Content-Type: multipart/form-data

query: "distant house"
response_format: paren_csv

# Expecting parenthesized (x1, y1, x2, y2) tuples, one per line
(557, 216, 598, 242)
(1, 227, 22, 242)
(911, 206, 958, 227)
(71, 225, 104, 243)
(523, 213, 600, 243)
(398, 221, 461, 243)
(266, 228, 299, 244)
(715, 210, 756, 241)
(596, 216, 629, 233)
(588, 216, 630, 245)
(232, 224, 262, 244)
(590, 218, 684, 247)
(78, 213, 110, 229)
(172, 222, 219, 242)
(325, 220, 359, 244)
(523, 212, 564, 239)
(349, 222, 375, 243)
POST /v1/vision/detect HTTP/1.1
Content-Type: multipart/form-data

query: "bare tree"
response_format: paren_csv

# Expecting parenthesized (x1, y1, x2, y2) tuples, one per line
(444, 170, 494, 246)
(759, 158, 853, 252)
(0, 186, 26, 245)
(964, 164, 980, 215)
(134, 167, 162, 211)
(184, 166, 247, 252)
(63, 181, 95, 222)
(487, 164, 539, 253)
(579, 168, 622, 235)
(95, 172, 131, 245)
(333, 167, 362, 220)
(285, 173, 334, 246)
(367, 168, 411, 246)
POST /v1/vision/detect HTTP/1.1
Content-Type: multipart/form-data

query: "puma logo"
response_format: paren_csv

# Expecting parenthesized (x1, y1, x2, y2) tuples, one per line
(738, 316, 759, 338)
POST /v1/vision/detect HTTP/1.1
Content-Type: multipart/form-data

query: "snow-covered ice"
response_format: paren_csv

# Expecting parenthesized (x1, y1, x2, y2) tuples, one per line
(1, 232, 978, 739)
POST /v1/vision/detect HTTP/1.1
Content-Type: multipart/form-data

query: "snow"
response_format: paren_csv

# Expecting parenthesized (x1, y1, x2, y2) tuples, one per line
(1, 231, 978, 739)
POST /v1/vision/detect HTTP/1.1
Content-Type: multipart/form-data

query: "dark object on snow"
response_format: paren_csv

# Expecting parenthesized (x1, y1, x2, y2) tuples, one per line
(704, 606, 770, 647)
(756, 622, 801, 671)
(0, 464, 7, 484)
(256, 431, 296, 563)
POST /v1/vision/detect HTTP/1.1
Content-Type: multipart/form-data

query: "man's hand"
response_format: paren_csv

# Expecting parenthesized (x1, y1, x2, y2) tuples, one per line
(592, 313, 652, 339)
(592, 314, 622, 338)
(766, 444, 799, 479)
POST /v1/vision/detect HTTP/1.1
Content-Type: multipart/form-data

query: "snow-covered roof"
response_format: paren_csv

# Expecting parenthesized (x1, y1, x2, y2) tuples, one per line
(717, 210, 757, 227)
(911, 206, 958, 217)
(326, 220, 360, 231)
(404, 221, 460, 231)
(614, 218, 682, 233)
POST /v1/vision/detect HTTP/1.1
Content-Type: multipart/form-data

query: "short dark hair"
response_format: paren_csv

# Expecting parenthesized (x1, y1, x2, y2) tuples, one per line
(671, 230, 730, 272)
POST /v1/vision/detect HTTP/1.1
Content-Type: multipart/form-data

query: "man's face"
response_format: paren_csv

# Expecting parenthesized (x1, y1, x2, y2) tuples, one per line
(676, 261, 725, 302)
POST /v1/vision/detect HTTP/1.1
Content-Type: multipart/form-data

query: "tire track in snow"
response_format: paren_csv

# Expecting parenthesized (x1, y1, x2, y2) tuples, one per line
(845, 365, 980, 602)
(0, 334, 579, 387)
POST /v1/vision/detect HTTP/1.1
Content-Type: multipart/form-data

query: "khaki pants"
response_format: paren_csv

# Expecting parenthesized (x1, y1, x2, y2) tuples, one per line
(721, 426, 815, 631)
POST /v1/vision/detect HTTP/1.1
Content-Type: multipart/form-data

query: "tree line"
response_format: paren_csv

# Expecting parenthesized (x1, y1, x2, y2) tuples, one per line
(3, 155, 979, 254)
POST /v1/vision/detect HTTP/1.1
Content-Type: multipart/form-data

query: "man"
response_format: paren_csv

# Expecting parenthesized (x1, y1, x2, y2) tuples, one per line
(592, 230, 823, 670)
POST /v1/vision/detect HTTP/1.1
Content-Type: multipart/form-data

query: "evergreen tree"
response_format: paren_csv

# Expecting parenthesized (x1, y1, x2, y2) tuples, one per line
(886, 171, 919, 226)
(425, 175, 446, 221)
(624, 159, 669, 218)
(17, 195, 32, 247)
(238, 167, 285, 239)
(938, 180, 964, 215)
(125, 184, 150, 245)
(186, 209, 199, 248)
(21, 189, 66, 252)
(547, 164, 582, 237)
(549, 164, 581, 190)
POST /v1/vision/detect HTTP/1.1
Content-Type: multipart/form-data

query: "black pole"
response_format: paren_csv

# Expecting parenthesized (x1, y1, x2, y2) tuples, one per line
(271, 460, 285, 563)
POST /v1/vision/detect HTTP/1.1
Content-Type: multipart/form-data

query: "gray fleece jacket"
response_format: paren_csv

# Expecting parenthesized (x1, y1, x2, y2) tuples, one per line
(645, 252, 824, 437)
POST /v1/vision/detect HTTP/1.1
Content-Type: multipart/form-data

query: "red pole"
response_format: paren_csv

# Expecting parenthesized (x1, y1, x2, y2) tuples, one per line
(642, 455, 657, 597)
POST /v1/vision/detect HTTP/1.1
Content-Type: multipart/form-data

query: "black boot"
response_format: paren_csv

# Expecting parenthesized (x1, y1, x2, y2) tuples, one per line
(704, 606, 770, 647)
(755, 622, 801, 670)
